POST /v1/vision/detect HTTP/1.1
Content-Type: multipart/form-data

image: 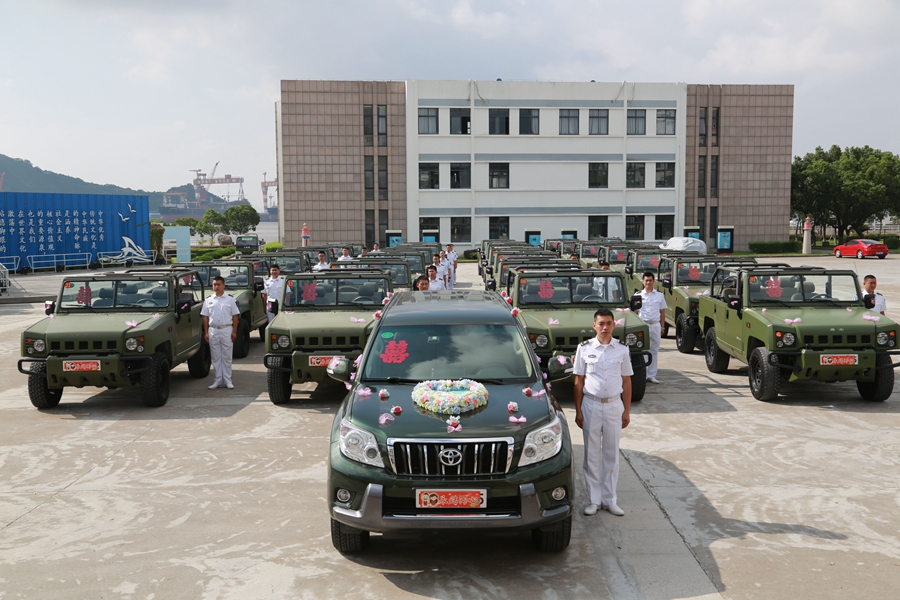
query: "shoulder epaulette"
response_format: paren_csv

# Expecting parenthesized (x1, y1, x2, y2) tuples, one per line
(580, 339, 591, 346)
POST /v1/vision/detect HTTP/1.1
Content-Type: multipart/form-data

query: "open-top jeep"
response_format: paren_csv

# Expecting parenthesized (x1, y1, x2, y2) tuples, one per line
(263, 269, 393, 403)
(250, 251, 311, 275)
(336, 258, 412, 291)
(18, 269, 210, 408)
(698, 265, 899, 402)
(485, 258, 578, 291)
(381, 249, 429, 275)
(622, 249, 703, 293)
(505, 267, 652, 402)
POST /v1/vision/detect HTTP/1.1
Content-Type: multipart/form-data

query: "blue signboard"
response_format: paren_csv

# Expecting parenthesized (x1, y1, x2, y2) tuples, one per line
(0, 193, 151, 269)
(388, 235, 402, 247)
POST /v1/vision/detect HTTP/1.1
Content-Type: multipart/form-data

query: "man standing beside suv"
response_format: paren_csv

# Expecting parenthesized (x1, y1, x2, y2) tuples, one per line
(202, 276, 240, 390)
(636, 272, 667, 384)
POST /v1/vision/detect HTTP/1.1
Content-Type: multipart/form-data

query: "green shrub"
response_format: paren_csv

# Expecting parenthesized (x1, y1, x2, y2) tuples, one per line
(882, 235, 900, 250)
(191, 247, 236, 262)
(748, 240, 802, 253)
(463, 249, 479, 260)
(263, 242, 285, 253)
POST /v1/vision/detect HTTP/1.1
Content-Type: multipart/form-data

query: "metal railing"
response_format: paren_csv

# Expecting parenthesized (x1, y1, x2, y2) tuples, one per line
(378, 134, 387, 147)
(365, 189, 374, 201)
(378, 189, 388, 201)
(364, 134, 373, 146)
(27, 252, 92, 271)
(0, 263, 9, 295)
(0, 255, 21, 272)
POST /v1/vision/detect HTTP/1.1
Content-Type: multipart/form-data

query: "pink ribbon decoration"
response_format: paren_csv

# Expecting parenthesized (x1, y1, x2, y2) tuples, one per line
(357, 387, 372, 398)
(344, 382, 352, 390)
(511, 308, 520, 317)
(350, 317, 366, 323)
(846, 307, 853, 312)
(784, 318, 801, 324)
(446, 416, 462, 433)
(152, 313, 160, 318)
(534, 389, 546, 396)
(373, 311, 382, 319)
(761, 308, 766, 312)
(696, 290, 710, 296)
(353, 355, 362, 366)
(48, 313, 55, 319)
(863, 314, 880, 322)
(548, 317, 559, 325)
(545, 382, 552, 390)
(447, 424, 462, 433)
(379, 413, 395, 425)
(615, 318, 625, 326)
(126, 320, 137, 328)
(543, 372, 548, 379)
(509, 416, 527, 424)
(615, 308, 628, 312)
(557, 356, 566, 364)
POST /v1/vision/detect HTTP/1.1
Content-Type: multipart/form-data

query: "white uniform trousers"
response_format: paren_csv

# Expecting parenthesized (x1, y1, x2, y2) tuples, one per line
(646, 322, 661, 379)
(265, 310, 275, 323)
(209, 327, 234, 385)
(582, 395, 624, 507)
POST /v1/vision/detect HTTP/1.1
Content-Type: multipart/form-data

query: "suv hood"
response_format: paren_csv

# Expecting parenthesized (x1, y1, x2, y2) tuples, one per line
(28, 313, 163, 336)
(748, 306, 889, 330)
(284, 311, 375, 332)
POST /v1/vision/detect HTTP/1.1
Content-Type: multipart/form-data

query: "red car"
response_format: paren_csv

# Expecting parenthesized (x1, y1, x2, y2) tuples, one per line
(833, 239, 889, 259)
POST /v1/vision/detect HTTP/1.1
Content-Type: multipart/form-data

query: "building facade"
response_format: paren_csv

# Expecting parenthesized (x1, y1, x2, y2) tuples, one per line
(277, 79, 793, 251)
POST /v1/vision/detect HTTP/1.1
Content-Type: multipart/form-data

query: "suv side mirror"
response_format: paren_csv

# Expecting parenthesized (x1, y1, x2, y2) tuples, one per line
(727, 295, 742, 311)
(267, 299, 279, 315)
(326, 356, 351, 382)
(44, 300, 56, 316)
(864, 294, 876, 309)
(485, 266, 493, 276)
(661, 277, 672, 290)
(253, 277, 264, 292)
(547, 355, 574, 382)
(177, 300, 192, 314)
(630, 295, 643, 312)
(486, 278, 496, 291)
(624, 266, 633, 275)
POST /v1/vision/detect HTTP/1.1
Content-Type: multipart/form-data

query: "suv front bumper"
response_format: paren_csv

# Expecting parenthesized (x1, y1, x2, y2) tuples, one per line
(18, 355, 150, 388)
(768, 349, 900, 381)
(264, 350, 362, 383)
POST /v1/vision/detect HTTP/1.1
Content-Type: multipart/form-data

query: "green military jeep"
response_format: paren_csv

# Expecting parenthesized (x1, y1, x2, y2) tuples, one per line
(622, 249, 703, 293)
(698, 265, 899, 402)
(263, 269, 393, 403)
(18, 269, 211, 408)
(336, 258, 412, 291)
(505, 267, 652, 402)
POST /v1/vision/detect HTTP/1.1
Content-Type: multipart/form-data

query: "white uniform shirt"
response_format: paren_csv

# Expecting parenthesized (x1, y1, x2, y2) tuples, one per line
(432, 263, 448, 283)
(573, 337, 634, 398)
(447, 250, 459, 264)
(873, 292, 887, 313)
(440, 258, 454, 280)
(337, 255, 353, 261)
(428, 278, 446, 291)
(637, 289, 667, 324)
(201, 293, 240, 327)
(264, 276, 284, 303)
(312, 262, 330, 271)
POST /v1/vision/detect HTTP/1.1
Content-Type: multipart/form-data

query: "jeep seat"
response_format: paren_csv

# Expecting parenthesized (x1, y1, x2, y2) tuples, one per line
(151, 287, 169, 306)
(93, 287, 114, 307)
(574, 283, 594, 301)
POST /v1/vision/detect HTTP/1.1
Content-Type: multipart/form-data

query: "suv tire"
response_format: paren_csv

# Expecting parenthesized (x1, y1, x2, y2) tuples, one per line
(675, 313, 698, 354)
(258, 323, 267, 341)
(857, 354, 894, 402)
(532, 515, 572, 552)
(749, 347, 781, 401)
(267, 356, 292, 404)
(233, 319, 251, 359)
(28, 362, 63, 408)
(141, 352, 170, 407)
(187, 340, 212, 378)
(631, 357, 647, 402)
(330, 518, 369, 553)
(704, 327, 730, 373)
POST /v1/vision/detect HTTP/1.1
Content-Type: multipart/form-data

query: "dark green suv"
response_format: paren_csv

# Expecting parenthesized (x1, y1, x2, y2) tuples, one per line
(325, 290, 574, 553)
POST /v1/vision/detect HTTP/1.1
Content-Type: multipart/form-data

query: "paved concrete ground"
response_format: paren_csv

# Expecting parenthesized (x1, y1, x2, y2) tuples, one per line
(1, 256, 898, 599)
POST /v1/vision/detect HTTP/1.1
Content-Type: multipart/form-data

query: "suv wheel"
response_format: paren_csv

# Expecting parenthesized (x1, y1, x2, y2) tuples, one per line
(532, 515, 572, 552)
(857, 354, 894, 402)
(630, 358, 647, 402)
(748, 347, 781, 401)
(330, 518, 369, 553)
(704, 327, 730, 373)
(187, 340, 211, 378)
(141, 352, 171, 407)
(28, 362, 63, 408)
(258, 323, 267, 340)
(675, 314, 698, 354)
(267, 356, 293, 404)
(233, 319, 251, 359)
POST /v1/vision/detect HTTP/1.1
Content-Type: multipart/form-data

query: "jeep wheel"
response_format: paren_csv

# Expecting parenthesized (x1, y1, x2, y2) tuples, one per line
(233, 319, 251, 359)
(258, 323, 267, 340)
(631, 358, 647, 402)
(187, 340, 211, 378)
(267, 356, 292, 404)
(857, 250, 864, 259)
(749, 347, 781, 401)
(704, 327, 730, 373)
(532, 515, 572, 552)
(857, 354, 894, 402)
(28, 362, 63, 408)
(331, 518, 369, 553)
(675, 314, 698, 354)
(141, 352, 170, 407)
(834, 249, 842, 258)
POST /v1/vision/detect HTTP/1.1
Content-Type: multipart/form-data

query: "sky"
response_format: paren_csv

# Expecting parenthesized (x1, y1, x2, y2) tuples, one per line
(1, 0, 898, 211)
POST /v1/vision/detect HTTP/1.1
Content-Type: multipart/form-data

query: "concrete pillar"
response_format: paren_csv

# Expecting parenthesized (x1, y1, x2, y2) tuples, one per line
(802, 217, 812, 254)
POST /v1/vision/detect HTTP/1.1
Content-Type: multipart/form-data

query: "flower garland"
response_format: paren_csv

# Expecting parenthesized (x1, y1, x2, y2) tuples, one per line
(411, 379, 488, 415)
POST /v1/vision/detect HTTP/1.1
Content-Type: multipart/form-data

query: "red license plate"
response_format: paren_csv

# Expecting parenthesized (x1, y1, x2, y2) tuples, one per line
(415, 489, 487, 509)
(820, 354, 858, 366)
(308, 355, 339, 367)
(63, 360, 101, 372)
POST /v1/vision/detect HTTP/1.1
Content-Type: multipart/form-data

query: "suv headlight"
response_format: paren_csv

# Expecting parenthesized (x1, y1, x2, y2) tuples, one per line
(783, 332, 796, 346)
(277, 334, 291, 349)
(32, 339, 46, 352)
(625, 333, 637, 346)
(339, 419, 384, 468)
(876, 332, 889, 346)
(125, 337, 138, 351)
(690, 302, 699, 316)
(519, 416, 563, 467)
(535, 334, 549, 348)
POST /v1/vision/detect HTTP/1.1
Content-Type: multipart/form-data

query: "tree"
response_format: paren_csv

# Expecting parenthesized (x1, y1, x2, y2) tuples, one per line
(224, 204, 260, 235)
(197, 209, 227, 239)
(169, 217, 200, 236)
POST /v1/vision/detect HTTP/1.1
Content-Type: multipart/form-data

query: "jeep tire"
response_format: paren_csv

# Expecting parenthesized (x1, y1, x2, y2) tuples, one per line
(331, 518, 369, 553)
(258, 323, 267, 340)
(704, 327, 730, 373)
(141, 352, 170, 407)
(857, 354, 894, 402)
(187, 340, 211, 378)
(267, 356, 292, 404)
(28, 362, 63, 409)
(631, 357, 647, 402)
(532, 515, 572, 552)
(675, 313, 698, 354)
(233, 319, 251, 359)
(749, 347, 781, 401)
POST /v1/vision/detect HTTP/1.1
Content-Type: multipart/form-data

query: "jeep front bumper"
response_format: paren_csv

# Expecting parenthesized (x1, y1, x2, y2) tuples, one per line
(768, 349, 900, 382)
(18, 355, 150, 388)
(264, 350, 362, 383)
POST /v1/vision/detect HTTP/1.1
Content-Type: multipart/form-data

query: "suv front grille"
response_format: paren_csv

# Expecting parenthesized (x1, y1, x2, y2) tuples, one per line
(803, 334, 871, 347)
(295, 335, 361, 349)
(388, 438, 514, 477)
(554, 336, 592, 349)
(51, 340, 117, 352)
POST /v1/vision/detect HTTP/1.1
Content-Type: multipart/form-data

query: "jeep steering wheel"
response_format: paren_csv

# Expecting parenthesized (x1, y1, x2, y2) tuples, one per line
(581, 295, 604, 302)
(352, 296, 375, 304)
(136, 299, 159, 306)
(809, 293, 832, 300)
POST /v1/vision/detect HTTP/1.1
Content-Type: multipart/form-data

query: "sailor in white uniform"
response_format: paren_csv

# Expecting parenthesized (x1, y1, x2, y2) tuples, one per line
(202, 276, 240, 389)
(263, 264, 284, 323)
(636, 271, 667, 384)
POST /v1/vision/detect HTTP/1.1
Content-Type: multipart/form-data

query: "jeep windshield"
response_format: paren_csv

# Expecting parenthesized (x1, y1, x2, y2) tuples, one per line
(336, 262, 410, 285)
(59, 279, 171, 309)
(674, 261, 717, 285)
(361, 324, 535, 382)
(580, 244, 601, 258)
(606, 247, 628, 264)
(283, 277, 389, 307)
(189, 265, 252, 289)
(747, 273, 862, 304)
(518, 275, 625, 305)
(267, 255, 307, 273)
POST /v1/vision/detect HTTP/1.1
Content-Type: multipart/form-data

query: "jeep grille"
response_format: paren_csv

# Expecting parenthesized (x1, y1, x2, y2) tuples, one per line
(388, 438, 514, 477)
(804, 334, 870, 347)
(53, 340, 118, 352)
(554, 335, 592, 349)
(295, 335, 361, 349)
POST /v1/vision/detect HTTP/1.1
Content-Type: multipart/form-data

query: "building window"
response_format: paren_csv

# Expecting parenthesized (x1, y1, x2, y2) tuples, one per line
(699, 107, 707, 147)
(626, 163, 645, 188)
(489, 217, 509, 240)
(363, 105, 373, 146)
(419, 163, 439, 189)
(450, 163, 471, 189)
(519, 109, 539, 135)
(711, 107, 719, 147)
(589, 109, 609, 135)
(378, 156, 388, 200)
(656, 109, 675, 135)
(697, 207, 706, 241)
(364, 156, 374, 201)
(489, 109, 509, 135)
(418, 108, 438, 135)
(561, 230, 578, 239)
(450, 108, 470, 135)
(365, 209, 375, 248)
(377, 105, 387, 146)
(559, 109, 579, 135)
(588, 163, 609, 188)
(626, 216, 645, 241)
(489, 163, 509, 189)
(451, 217, 471, 243)
(627, 109, 646, 135)
(698, 156, 706, 198)
(588, 216, 609, 239)
(419, 217, 440, 241)
(655, 162, 675, 188)
(379, 210, 389, 247)
(655, 215, 674, 239)
(710, 155, 718, 198)
(709, 206, 718, 246)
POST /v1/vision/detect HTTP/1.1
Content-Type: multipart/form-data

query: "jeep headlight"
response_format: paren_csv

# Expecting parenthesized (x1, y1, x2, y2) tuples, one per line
(339, 419, 384, 468)
(32, 339, 46, 352)
(690, 302, 699, 316)
(535, 334, 549, 348)
(877, 332, 889, 346)
(125, 337, 139, 351)
(519, 415, 563, 467)
(783, 332, 796, 346)
(625, 333, 637, 346)
(277, 335, 291, 349)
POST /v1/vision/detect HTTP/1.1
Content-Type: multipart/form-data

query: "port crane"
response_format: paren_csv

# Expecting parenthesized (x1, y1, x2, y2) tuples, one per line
(261, 172, 278, 212)
(190, 162, 245, 206)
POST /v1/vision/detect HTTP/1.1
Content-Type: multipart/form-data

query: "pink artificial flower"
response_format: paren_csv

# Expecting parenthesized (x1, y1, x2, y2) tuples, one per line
(374, 311, 382, 319)
(379, 389, 390, 400)
(126, 320, 137, 328)
(379, 413, 395, 425)
(508, 401, 519, 412)
(357, 387, 372, 398)
(615, 318, 625, 326)
(522, 387, 533, 397)
(382, 297, 390, 305)
(509, 416, 527, 424)
(390, 405, 402, 415)
(511, 308, 520, 317)
(548, 317, 559, 325)
(506, 296, 513, 304)
(500, 290, 507, 298)
(344, 382, 352, 390)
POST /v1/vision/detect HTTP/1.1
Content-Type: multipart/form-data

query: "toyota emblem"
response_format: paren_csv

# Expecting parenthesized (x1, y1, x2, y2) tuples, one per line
(438, 448, 463, 467)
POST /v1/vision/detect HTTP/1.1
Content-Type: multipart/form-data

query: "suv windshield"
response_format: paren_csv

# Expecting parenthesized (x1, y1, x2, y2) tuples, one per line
(580, 244, 600, 258)
(362, 324, 535, 381)
(519, 275, 625, 304)
(284, 277, 388, 307)
(60, 279, 171, 309)
(190, 265, 252, 289)
(747, 273, 861, 304)
(674, 261, 717, 285)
